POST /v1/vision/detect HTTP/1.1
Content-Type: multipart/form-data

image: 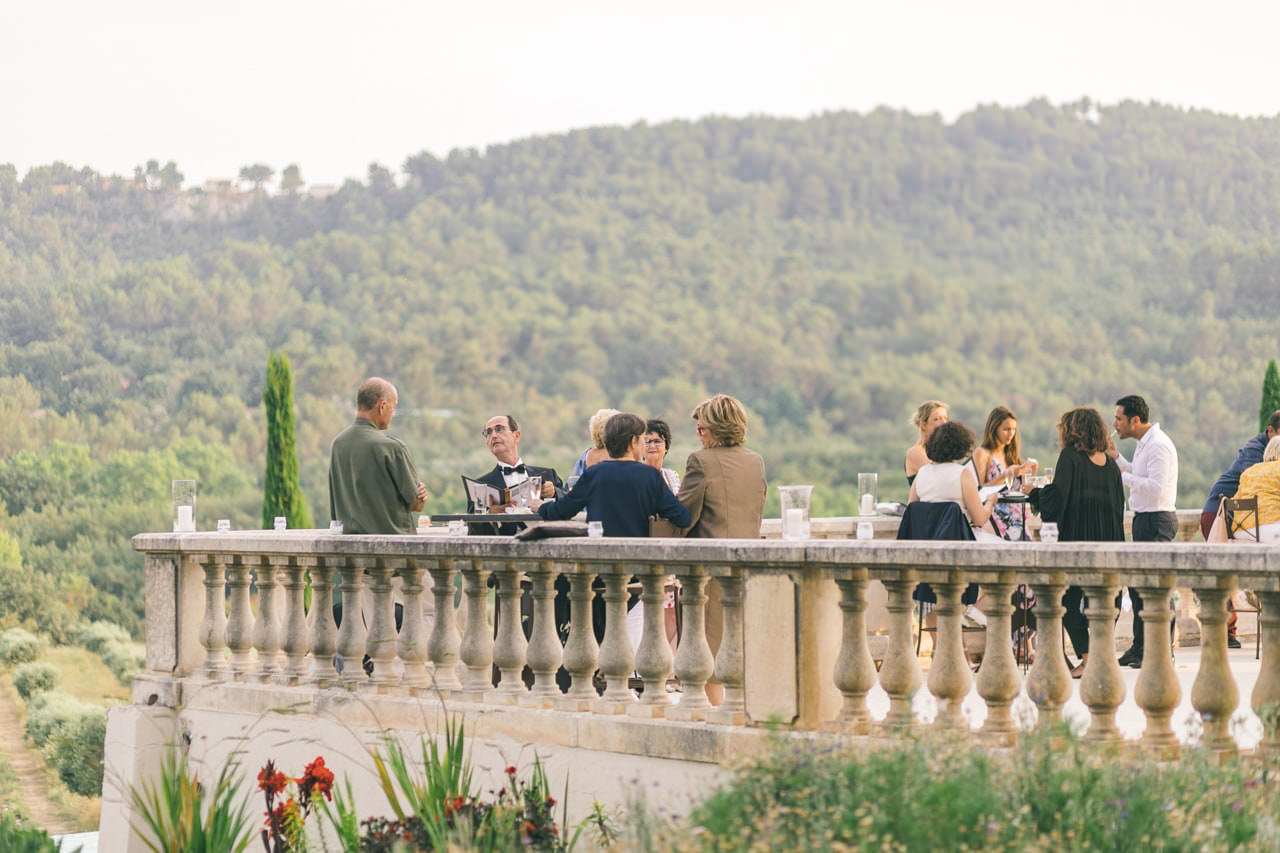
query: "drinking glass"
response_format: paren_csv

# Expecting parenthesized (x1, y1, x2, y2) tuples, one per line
(274, 516, 287, 531)
(566, 475, 580, 491)
(217, 519, 231, 533)
(856, 521, 874, 540)
(1039, 522, 1059, 543)
(329, 520, 343, 535)
(587, 521, 604, 538)
(447, 520, 467, 536)
(1043, 467, 1054, 484)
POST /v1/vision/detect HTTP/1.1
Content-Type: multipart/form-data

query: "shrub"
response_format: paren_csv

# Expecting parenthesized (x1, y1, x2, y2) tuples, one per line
(24, 691, 91, 748)
(46, 708, 106, 797)
(74, 620, 131, 654)
(100, 639, 145, 686)
(0, 812, 59, 852)
(0, 627, 44, 666)
(12, 661, 58, 700)
(673, 726, 1275, 851)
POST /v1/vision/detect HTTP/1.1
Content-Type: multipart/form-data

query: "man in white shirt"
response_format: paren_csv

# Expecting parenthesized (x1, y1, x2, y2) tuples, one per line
(1108, 394, 1178, 668)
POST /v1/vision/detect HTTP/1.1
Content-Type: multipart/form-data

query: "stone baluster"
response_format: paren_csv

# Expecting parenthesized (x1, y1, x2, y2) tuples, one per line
(363, 557, 403, 692)
(1079, 577, 1125, 743)
(877, 574, 922, 730)
(398, 558, 430, 692)
(278, 556, 312, 685)
(928, 576, 973, 730)
(667, 565, 713, 721)
(1133, 576, 1181, 755)
(1251, 590, 1280, 756)
(251, 556, 283, 682)
(707, 567, 746, 725)
(335, 557, 368, 687)
(556, 562, 599, 712)
(522, 561, 563, 708)
(594, 563, 636, 713)
(307, 557, 340, 686)
(975, 573, 1021, 744)
(226, 556, 255, 680)
(458, 560, 494, 700)
(199, 556, 229, 681)
(1024, 573, 1072, 726)
(426, 560, 462, 693)
(629, 564, 674, 717)
(830, 568, 876, 735)
(489, 560, 529, 703)
(1191, 578, 1238, 754)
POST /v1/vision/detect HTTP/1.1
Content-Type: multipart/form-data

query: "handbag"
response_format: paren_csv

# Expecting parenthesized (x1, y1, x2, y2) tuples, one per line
(1206, 495, 1228, 543)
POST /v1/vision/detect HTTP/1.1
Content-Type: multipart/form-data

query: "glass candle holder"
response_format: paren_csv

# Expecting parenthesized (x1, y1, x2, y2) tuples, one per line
(778, 485, 813, 540)
(172, 479, 196, 532)
(858, 472, 878, 516)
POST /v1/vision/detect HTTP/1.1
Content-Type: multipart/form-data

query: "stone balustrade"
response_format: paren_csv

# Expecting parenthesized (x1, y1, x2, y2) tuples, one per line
(132, 528, 1280, 757)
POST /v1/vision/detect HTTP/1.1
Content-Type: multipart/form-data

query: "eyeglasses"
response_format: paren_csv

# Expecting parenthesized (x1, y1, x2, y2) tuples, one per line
(482, 424, 510, 437)
(643, 438, 665, 447)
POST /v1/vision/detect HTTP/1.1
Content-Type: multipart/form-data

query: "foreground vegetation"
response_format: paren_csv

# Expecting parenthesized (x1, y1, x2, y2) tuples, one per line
(648, 727, 1278, 852)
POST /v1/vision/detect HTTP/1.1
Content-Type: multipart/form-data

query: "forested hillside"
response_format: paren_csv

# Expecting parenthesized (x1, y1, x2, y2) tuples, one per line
(2, 98, 1279, 634)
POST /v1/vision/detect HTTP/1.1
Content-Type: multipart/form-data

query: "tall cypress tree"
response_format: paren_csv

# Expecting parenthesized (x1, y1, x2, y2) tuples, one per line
(263, 352, 312, 529)
(1261, 359, 1280, 432)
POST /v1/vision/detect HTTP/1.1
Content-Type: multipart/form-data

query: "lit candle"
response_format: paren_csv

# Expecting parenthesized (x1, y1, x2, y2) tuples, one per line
(860, 493, 874, 515)
(176, 504, 193, 531)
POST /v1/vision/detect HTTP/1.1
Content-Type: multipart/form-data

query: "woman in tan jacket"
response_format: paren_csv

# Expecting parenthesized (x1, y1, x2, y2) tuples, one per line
(678, 394, 767, 704)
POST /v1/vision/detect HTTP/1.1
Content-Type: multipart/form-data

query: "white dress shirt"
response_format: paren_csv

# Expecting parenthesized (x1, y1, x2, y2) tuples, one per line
(500, 457, 530, 488)
(1115, 423, 1178, 513)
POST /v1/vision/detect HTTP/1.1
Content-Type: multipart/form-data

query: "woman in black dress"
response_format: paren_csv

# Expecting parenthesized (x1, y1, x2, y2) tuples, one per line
(1028, 407, 1126, 677)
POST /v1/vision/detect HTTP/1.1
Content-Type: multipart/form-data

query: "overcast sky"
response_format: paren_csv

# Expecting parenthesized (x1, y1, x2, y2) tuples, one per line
(6, 0, 1279, 188)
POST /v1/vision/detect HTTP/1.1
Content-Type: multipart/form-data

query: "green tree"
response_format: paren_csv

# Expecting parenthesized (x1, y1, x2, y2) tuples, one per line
(280, 164, 303, 194)
(1261, 359, 1280, 431)
(262, 352, 311, 530)
(239, 163, 274, 194)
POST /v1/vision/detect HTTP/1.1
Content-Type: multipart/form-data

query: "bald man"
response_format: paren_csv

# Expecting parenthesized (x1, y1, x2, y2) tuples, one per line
(328, 377, 427, 534)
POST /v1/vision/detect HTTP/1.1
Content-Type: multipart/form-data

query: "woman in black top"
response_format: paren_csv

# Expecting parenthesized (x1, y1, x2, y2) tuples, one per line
(1028, 407, 1125, 677)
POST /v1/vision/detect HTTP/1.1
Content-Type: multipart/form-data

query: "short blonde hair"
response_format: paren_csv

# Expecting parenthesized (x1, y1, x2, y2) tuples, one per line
(691, 394, 748, 447)
(1265, 435, 1280, 463)
(588, 408, 620, 449)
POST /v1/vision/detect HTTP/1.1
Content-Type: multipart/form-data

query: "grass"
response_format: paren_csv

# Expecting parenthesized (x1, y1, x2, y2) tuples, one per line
(43, 645, 133, 704)
(618, 726, 1280, 852)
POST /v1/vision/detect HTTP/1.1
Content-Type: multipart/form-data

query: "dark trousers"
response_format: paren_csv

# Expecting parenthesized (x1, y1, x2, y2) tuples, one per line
(1122, 510, 1178, 656)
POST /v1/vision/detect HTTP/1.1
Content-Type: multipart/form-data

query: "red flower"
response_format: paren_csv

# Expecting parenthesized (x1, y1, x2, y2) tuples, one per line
(505, 765, 517, 776)
(297, 756, 335, 802)
(257, 761, 288, 795)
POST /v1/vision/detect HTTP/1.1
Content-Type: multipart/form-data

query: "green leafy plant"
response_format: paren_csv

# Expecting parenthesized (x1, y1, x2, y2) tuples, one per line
(0, 812, 76, 853)
(128, 750, 255, 853)
(0, 627, 44, 666)
(12, 660, 58, 700)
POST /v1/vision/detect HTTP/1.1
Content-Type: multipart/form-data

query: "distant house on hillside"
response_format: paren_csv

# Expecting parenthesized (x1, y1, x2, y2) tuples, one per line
(202, 179, 237, 195)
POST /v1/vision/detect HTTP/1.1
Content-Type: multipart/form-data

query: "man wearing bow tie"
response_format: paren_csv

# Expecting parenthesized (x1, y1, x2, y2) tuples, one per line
(469, 414, 564, 511)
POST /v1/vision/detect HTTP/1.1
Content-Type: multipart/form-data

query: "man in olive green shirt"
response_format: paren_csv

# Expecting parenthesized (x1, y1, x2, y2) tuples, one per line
(328, 378, 427, 534)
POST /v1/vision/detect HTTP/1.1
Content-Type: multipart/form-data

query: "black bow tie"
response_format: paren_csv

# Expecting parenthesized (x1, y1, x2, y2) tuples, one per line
(501, 464, 527, 476)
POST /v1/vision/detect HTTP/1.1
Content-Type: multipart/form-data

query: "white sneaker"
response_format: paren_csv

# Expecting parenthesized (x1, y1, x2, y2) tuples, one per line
(963, 605, 988, 628)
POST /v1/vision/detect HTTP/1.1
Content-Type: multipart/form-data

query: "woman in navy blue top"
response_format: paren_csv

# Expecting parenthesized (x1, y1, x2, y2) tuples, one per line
(536, 413, 691, 536)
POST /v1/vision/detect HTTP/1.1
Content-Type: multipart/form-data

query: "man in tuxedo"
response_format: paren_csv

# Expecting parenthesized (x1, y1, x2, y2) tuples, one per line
(468, 414, 564, 511)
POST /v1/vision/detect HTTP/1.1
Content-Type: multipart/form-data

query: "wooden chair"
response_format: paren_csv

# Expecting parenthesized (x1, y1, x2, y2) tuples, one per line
(1225, 495, 1261, 659)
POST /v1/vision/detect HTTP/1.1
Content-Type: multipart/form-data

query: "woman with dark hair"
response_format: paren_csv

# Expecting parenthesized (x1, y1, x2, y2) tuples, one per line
(1028, 406, 1126, 678)
(643, 418, 681, 494)
(909, 420, 1001, 536)
(972, 406, 1038, 536)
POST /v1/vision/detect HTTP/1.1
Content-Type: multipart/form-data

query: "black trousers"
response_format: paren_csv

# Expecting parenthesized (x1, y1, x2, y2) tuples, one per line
(1122, 510, 1178, 655)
